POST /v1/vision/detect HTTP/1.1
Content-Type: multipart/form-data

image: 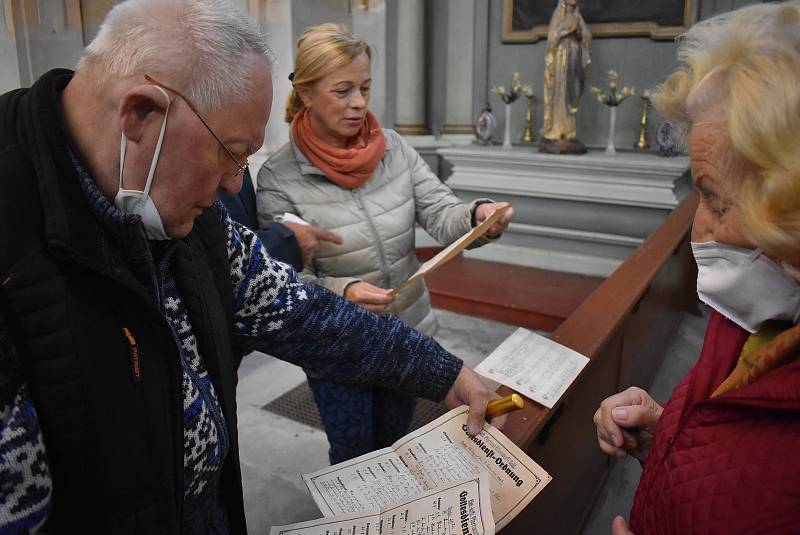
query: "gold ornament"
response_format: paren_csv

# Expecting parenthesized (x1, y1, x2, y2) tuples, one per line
(635, 91, 651, 150)
(522, 93, 535, 143)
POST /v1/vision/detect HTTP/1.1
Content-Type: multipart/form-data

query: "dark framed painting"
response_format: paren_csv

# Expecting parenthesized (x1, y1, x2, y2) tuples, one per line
(502, 0, 698, 43)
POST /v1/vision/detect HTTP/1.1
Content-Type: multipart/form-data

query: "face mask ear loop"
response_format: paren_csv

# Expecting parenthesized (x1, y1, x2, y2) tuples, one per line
(119, 132, 127, 189)
(141, 86, 171, 198)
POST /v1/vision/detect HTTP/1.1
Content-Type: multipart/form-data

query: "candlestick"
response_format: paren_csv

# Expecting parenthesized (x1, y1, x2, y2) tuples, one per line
(635, 92, 651, 150)
(522, 94, 535, 143)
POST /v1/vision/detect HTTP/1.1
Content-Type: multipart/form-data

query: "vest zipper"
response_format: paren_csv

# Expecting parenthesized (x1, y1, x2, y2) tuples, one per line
(353, 189, 392, 286)
(122, 326, 142, 383)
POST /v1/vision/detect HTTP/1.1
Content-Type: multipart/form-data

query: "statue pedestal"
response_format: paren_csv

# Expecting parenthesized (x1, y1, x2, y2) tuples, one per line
(425, 146, 690, 277)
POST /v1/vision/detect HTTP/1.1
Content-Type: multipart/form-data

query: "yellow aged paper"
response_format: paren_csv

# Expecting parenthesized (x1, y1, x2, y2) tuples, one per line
(391, 203, 511, 295)
(475, 328, 589, 409)
(271, 475, 494, 535)
(302, 406, 551, 531)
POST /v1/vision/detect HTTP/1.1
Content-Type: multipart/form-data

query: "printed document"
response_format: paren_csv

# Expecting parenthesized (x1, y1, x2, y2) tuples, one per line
(303, 406, 551, 530)
(475, 328, 589, 409)
(271, 475, 494, 535)
(391, 204, 511, 295)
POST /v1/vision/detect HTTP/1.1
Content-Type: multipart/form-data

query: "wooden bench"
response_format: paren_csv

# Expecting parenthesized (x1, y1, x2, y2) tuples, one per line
(493, 192, 698, 534)
(419, 250, 603, 332)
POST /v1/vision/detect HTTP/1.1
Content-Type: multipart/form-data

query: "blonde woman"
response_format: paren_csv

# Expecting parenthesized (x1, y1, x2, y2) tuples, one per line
(593, 3, 800, 533)
(257, 24, 513, 463)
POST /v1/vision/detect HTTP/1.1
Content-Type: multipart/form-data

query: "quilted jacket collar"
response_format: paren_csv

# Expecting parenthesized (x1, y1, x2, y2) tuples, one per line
(686, 311, 800, 410)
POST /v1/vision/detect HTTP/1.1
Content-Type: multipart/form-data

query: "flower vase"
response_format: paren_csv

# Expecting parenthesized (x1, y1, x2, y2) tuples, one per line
(503, 103, 512, 150)
(605, 106, 617, 155)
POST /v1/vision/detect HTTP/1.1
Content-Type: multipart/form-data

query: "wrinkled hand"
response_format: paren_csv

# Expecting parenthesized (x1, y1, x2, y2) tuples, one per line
(282, 221, 343, 267)
(474, 202, 514, 238)
(612, 516, 635, 535)
(343, 281, 395, 314)
(593, 387, 663, 462)
(444, 366, 507, 436)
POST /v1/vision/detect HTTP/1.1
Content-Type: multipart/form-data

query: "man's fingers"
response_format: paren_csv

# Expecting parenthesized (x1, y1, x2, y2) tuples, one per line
(466, 397, 487, 436)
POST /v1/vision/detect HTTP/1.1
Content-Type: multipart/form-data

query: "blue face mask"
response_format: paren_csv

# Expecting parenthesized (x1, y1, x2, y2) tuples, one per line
(692, 240, 800, 332)
(114, 85, 171, 241)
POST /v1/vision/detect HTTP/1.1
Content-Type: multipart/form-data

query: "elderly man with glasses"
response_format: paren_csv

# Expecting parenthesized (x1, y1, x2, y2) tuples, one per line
(0, 1, 500, 534)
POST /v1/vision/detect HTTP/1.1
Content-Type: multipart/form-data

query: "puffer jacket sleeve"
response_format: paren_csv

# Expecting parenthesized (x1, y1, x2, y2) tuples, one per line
(255, 163, 295, 230)
(393, 131, 492, 247)
(256, 159, 361, 296)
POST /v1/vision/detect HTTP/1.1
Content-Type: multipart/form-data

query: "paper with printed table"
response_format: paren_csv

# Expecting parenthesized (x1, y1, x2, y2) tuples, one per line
(301, 406, 551, 531)
(271, 475, 494, 535)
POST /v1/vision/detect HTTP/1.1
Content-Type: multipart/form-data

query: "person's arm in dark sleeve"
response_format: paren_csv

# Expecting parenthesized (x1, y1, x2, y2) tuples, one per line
(218, 170, 303, 270)
(219, 204, 461, 400)
(253, 222, 303, 271)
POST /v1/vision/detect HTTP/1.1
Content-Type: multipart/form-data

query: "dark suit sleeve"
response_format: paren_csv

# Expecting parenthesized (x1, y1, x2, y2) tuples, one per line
(254, 222, 303, 271)
(218, 169, 303, 271)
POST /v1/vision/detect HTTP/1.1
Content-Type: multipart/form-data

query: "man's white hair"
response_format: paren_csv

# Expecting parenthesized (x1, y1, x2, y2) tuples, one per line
(79, 0, 275, 112)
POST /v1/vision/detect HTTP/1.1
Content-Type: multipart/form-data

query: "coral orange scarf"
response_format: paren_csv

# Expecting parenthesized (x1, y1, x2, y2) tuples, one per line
(291, 107, 386, 189)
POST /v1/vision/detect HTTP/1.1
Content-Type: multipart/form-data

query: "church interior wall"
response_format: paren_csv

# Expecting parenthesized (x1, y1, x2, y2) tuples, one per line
(476, 0, 766, 151)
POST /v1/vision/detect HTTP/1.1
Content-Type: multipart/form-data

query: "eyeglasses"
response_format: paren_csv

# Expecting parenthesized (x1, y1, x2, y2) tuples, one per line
(144, 74, 248, 177)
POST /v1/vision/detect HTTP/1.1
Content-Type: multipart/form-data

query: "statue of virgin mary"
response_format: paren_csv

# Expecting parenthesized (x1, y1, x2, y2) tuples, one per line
(540, 0, 592, 154)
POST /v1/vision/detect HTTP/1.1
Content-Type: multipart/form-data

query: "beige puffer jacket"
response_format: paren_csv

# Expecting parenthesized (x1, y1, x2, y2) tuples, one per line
(256, 129, 489, 335)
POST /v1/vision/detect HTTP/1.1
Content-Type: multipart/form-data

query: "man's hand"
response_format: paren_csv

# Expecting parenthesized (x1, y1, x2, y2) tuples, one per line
(474, 202, 514, 238)
(593, 386, 663, 462)
(343, 282, 395, 314)
(444, 366, 507, 436)
(282, 221, 342, 267)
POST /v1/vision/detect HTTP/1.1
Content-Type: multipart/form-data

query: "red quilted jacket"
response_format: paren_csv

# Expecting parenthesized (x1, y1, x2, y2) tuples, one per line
(629, 311, 800, 534)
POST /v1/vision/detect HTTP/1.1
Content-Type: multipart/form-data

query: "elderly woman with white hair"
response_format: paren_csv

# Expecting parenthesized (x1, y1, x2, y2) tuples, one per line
(593, 3, 800, 534)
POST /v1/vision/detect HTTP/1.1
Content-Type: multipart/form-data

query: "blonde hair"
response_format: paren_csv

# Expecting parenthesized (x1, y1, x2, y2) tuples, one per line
(284, 23, 371, 123)
(654, 1, 800, 266)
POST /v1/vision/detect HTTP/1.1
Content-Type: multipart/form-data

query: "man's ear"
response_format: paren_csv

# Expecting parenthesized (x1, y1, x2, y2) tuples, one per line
(119, 85, 171, 142)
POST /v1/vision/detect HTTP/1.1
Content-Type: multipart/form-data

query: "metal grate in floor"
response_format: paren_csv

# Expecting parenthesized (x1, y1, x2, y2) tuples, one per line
(262, 381, 449, 432)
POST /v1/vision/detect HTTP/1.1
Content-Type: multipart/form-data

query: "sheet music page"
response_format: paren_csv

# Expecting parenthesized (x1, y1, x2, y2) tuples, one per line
(391, 204, 511, 295)
(474, 328, 589, 409)
(271, 476, 494, 535)
(303, 406, 551, 530)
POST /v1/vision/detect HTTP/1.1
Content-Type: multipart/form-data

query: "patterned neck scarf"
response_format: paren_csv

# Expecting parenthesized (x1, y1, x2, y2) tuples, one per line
(712, 320, 800, 397)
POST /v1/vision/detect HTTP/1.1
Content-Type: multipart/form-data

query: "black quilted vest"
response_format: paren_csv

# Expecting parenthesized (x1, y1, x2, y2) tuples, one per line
(0, 70, 247, 534)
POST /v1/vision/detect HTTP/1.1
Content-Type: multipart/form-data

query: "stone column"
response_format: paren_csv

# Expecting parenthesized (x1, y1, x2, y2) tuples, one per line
(0, 2, 21, 94)
(442, 0, 474, 135)
(353, 0, 386, 124)
(393, 0, 427, 135)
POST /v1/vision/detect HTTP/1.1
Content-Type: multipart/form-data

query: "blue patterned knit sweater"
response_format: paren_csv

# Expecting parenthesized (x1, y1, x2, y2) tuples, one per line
(0, 164, 463, 533)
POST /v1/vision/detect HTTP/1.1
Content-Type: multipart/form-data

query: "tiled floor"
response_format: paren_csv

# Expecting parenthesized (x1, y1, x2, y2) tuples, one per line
(236, 308, 709, 534)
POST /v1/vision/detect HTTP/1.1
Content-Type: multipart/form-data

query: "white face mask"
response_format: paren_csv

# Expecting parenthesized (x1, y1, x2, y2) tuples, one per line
(115, 85, 171, 241)
(691, 240, 800, 332)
